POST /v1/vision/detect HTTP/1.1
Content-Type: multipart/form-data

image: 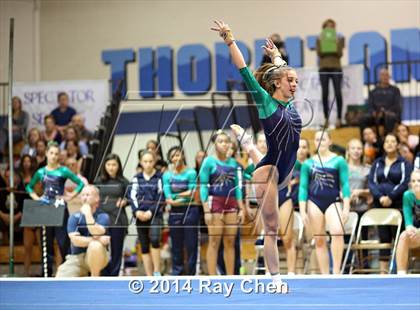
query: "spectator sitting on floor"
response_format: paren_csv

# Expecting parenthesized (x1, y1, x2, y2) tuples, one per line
(42, 115, 62, 144)
(56, 185, 110, 277)
(361, 68, 402, 137)
(71, 114, 93, 142)
(50, 92, 77, 135)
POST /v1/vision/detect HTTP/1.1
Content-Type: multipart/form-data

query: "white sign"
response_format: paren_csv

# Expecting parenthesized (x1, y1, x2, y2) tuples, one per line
(293, 64, 364, 128)
(13, 80, 110, 131)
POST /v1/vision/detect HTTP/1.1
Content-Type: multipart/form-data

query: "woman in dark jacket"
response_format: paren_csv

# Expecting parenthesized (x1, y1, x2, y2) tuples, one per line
(368, 133, 412, 273)
(95, 153, 129, 276)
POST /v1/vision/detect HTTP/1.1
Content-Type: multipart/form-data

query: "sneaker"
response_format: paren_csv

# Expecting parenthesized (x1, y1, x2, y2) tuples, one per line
(153, 272, 161, 276)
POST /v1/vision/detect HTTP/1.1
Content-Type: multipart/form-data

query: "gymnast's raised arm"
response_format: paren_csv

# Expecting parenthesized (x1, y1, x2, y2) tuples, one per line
(211, 20, 246, 69)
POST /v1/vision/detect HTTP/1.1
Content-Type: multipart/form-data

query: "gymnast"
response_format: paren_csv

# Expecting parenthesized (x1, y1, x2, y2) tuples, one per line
(212, 20, 301, 291)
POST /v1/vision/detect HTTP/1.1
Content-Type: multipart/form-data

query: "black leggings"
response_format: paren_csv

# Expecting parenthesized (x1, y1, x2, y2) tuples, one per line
(136, 217, 162, 254)
(378, 225, 397, 261)
(319, 68, 343, 121)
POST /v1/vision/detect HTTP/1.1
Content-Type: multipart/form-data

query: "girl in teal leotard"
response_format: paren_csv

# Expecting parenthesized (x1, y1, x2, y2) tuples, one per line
(299, 130, 350, 274)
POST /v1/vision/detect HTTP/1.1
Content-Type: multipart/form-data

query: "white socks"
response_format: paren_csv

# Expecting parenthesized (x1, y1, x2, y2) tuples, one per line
(271, 273, 289, 294)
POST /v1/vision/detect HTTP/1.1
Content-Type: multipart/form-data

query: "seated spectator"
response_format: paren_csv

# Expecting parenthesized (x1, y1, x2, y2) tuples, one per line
(64, 157, 89, 214)
(415, 152, 420, 170)
(56, 185, 110, 277)
(361, 68, 402, 136)
(35, 139, 47, 168)
(362, 127, 382, 165)
(260, 33, 288, 65)
(396, 170, 420, 274)
(399, 142, 414, 163)
(395, 123, 419, 152)
(21, 128, 42, 157)
(368, 133, 412, 273)
(71, 114, 93, 142)
(42, 115, 62, 144)
(60, 125, 88, 156)
(0, 167, 24, 245)
(65, 139, 83, 171)
(59, 149, 68, 166)
(51, 92, 77, 134)
(2, 96, 29, 145)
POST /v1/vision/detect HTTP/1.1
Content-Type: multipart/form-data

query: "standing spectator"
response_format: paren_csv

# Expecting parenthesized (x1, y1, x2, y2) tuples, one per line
(368, 133, 412, 273)
(199, 131, 244, 275)
(95, 154, 129, 276)
(361, 68, 402, 136)
(146, 140, 167, 172)
(316, 19, 345, 128)
(128, 151, 164, 276)
(163, 146, 199, 275)
(42, 115, 62, 144)
(21, 128, 42, 158)
(19, 155, 39, 276)
(71, 114, 93, 142)
(299, 130, 350, 274)
(260, 33, 288, 65)
(50, 92, 77, 134)
(56, 185, 110, 277)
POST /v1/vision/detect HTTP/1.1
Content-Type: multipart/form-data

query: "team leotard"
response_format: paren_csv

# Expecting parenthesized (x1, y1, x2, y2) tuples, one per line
(239, 67, 302, 189)
(299, 156, 350, 213)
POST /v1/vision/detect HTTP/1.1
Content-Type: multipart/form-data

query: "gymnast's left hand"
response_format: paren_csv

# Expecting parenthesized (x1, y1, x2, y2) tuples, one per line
(211, 20, 235, 46)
